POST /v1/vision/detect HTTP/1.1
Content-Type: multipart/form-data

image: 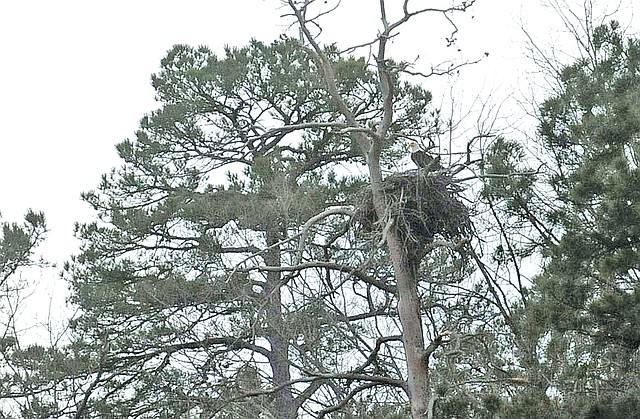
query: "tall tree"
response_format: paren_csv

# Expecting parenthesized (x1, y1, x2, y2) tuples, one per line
(64, 39, 391, 419)
(286, 1, 482, 416)
(535, 19, 640, 405)
(483, 16, 640, 417)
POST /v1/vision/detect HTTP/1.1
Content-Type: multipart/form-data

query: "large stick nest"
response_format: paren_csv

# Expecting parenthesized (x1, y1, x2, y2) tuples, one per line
(355, 171, 471, 261)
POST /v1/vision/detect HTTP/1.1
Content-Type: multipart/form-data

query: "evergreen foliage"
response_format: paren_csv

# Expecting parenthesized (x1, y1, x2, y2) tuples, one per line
(483, 20, 640, 416)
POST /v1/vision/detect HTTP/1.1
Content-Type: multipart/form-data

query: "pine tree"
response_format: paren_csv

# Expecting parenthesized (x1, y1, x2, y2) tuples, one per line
(483, 20, 640, 416)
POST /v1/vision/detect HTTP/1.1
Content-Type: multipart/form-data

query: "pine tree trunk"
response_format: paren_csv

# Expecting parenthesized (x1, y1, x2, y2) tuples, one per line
(264, 228, 295, 418)
(368, 160, 429, 418)
(388, 232, 430, 418)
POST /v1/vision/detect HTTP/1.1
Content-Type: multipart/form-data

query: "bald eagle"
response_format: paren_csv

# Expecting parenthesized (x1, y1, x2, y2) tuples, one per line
(408, 141, 441, 171)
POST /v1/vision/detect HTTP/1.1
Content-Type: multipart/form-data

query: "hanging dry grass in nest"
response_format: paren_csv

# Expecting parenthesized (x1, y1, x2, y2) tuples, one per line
(354, 171, 471, 261)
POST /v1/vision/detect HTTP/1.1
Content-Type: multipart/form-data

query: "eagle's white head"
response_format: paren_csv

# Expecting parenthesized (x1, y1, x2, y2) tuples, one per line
(407, 141, 421, 154)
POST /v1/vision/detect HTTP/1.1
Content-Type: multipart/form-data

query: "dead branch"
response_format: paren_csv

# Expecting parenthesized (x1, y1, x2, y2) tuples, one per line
(403, 54, 488, 79)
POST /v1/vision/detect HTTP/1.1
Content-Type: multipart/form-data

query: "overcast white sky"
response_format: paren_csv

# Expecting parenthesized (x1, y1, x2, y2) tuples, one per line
(0, 0, 637, 335)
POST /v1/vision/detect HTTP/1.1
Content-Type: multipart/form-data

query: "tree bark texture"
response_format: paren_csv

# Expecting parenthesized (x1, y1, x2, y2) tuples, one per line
(368, 156, 429, 418)
(264, 227, 296, 419)
(387, 231, 430, 418)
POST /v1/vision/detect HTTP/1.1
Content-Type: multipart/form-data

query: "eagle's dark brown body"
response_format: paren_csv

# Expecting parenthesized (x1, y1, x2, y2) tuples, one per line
(409, 143, 441, 171)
